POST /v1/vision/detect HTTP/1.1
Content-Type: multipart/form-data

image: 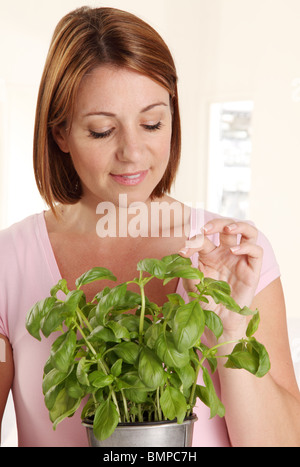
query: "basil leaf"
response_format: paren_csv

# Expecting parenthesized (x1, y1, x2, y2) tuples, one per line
(75, 267, 116, 289)
(50, 330, 77, 373)
(160, 386, 187, 424)
(112, 342, 140, 365)
(93, 399, 119, 441)
(49, 387, 81, 430)
(201, 367, 225, 419)
(155, 332, 190, 369)
(246, 311, 260, 337)
(26, 297, 57, 341)
(137, 258, 167, 279)
(138, 347, 165, 389)
(203, 309, 223, 339)
(173, 301, 205, 351)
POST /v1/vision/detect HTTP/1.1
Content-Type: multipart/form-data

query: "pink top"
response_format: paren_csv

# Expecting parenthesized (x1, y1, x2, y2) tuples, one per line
(0, 210, 280, 447)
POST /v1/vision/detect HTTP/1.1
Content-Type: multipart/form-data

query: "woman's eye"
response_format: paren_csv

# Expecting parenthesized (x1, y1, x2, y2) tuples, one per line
(143, 121, 162, 131)
(89, 129, 113, 139)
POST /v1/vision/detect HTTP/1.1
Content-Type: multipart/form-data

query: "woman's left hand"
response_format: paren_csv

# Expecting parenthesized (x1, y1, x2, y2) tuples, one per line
(179, 218, 263, 339)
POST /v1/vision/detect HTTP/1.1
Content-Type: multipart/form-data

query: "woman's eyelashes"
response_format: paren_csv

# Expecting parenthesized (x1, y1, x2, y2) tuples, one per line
(89, 129, 113, 139)
(89, 121, 163, 139)
(142, 121, 162, 131)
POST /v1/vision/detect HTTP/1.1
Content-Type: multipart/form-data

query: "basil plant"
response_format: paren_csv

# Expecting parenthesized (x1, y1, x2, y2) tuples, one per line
(26, 254, 270, 441)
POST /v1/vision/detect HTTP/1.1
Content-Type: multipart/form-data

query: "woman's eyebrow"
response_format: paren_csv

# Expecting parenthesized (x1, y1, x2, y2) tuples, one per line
(140, 102, 168, 113)
(83, 102, 168, 118)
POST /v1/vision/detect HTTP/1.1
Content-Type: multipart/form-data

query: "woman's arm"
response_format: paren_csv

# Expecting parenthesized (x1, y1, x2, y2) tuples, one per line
(218, 278, 300, 447)
(0, 334, 14, 444)
(180, 218, 300, 446)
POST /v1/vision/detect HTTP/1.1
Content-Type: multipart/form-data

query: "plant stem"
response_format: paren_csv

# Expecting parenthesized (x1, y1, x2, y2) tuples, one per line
(120, 389, 130, 423)
(138, 273, 146, 344)
(76, 307, 93, 333)
(188, 362, 202, 415)
(75, 324, 98, 357)
(156, 387, 162, 420)
(75, 323, 122, 422)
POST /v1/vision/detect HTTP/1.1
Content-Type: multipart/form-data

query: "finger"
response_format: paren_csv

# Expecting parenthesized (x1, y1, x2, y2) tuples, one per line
(224, 222, 258, 245)
(179, 235, 217, 257)
(230, 243, 263, 269)
(204, 219, 258, 245)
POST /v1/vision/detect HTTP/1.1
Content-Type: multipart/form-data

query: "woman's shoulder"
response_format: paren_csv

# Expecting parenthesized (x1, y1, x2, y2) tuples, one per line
(0, 212, 44, 256)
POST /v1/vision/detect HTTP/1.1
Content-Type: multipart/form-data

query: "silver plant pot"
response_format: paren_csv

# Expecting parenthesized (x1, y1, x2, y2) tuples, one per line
(82, 414, 198, 447)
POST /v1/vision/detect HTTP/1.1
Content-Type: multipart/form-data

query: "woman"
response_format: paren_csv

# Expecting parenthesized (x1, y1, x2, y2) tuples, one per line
(0, 6, 299, 447)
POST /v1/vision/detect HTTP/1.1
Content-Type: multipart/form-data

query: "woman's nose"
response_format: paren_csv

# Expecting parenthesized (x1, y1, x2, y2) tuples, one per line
(116, 128, 143, 162)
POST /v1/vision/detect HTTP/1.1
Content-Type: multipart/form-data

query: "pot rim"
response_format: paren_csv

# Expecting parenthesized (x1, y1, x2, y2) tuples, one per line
(82, 413, 198, 429)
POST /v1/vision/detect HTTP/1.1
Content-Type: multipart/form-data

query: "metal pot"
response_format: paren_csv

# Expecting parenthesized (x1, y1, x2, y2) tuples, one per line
(82, 414, 198, 447)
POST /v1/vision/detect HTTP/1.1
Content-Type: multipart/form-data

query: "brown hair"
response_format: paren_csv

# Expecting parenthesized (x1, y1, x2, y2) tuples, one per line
(33, 6, 181, 214)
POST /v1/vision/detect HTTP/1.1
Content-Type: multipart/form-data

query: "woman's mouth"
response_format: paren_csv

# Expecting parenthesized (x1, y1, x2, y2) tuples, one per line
(110, 170, 148, 186)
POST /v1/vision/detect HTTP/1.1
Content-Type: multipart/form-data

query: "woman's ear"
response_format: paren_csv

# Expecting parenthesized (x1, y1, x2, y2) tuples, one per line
(52, 125, 70, 154)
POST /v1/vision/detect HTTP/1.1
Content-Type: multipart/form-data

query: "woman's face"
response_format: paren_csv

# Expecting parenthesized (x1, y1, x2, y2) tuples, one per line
(54, 65, 172, 207)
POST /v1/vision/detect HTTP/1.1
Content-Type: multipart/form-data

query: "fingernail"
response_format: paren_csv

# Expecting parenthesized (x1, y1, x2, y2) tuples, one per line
(179, 247, 189, 255)
(203, 223, 213, 233)
(226, 224, 238, 232)
(230, 246, 241, 253)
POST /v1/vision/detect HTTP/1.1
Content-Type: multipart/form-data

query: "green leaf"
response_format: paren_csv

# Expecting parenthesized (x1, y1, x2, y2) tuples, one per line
(203, 278, 231, 295)
(88, 371, 114, 388)
(44, 382, 64, 411)
(138, 347, 165, 389)
(49, 387, 81, 430)
(75, 267, 116, 289)
(196, 384, 225, 418)
(225, 343, 260, 375)
(50, 279, 69, 298)
(173, 301, 205, 352)
(166, 293, 185, 306)
(164, 265, 204, 284)
(160, 386, 187, 424)
(137, 258, 167, 279)
(203, 309, 223, 339)
(106, 321, 131, 340)
(122, 371, 150, 403)
(111, 359, 122, 377)
(88, 325, 121, 343)
(175, 365, 196, 390)
(248, 338, 271, 377)
(112, 342, 140, 365)
(117, 315, 141, 334)
(96, 284, 127, 325)
(144, 323, 163, 349)
(65, 369, 86, 399)
(155, 332, 190, 368)
(246, 311, 260, 337)
(26, 297, 57, 341)
(76, 357, 90, 386)
(200, 367, 225, 419)
(161, 254, 192, 268)
(50, 330, 76, 373)
(93, 399, 119, 441)
(64, 290, 85, 315)
(41, 303, 66, 338)
(42, 366, 73, 395)
(205, 289, 241, 313)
